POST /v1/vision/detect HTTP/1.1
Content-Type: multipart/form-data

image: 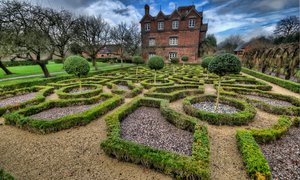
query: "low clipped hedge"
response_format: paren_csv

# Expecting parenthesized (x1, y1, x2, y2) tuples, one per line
(140, 79, 175, 89)
(242, 68, 300, 93)
(4, 93, 123, 133)
(101, 97, 210, 179)
(144, 84, 204, 102)
(49, 77, 109, 88)
(3, 60, 42, 67)
(183, 95, 256, 125)
(106, 80, 143, 98)
(221, 87, 300, 116)
(0, 168, 14, 180)
(0, 86, 54, 116)
(56, 84, 102, 99)
(219, 80, 272, 91)
(236, 116, 295, 179)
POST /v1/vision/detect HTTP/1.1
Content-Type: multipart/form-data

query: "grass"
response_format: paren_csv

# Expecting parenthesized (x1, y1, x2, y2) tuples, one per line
(0, 62, 129, 79)
(0, 63, 133, 86)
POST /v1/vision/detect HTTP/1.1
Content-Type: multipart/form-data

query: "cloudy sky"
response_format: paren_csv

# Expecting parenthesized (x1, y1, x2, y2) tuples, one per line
(25, 0, 299, 43)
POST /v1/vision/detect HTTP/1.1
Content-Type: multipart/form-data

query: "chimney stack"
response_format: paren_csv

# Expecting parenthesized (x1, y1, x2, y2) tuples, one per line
(145, 4, 150, 15)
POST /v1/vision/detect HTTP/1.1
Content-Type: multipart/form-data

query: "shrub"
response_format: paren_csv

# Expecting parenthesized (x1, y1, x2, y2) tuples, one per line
(208, 53, 241, 112)
(0, 168, 14, 180)
(132, 56, 144, 76)
(53, 59, 64, 64)
(64, 55, 90, 92)
(181, 55, 189, 66)
(170, 57, 179, 74)
(201, 56, 214, 79)
(148, 56, 165, 83)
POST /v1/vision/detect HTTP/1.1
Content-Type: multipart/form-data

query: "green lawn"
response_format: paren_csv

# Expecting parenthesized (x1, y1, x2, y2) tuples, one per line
(0, 63, 134, 86)
(0, 62, 130, 79)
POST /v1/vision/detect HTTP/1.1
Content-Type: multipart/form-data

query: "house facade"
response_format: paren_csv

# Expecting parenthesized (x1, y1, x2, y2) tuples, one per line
(140, 4, 208, 62)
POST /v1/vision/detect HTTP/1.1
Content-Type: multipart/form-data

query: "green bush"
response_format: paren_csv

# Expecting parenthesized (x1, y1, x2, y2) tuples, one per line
(201, 56, 214, 69)
(148, 56, 165, 83)
(56, 84, 103, 99)
(132, 56, 144, 65)
(53, 59, 64, 64)
(242, 68, 300, 93)
(100, 97, 210, 179)
(170, 57, 179, 64)
(181, 55, 189, 62)
(64, 56, 90, 78)
(3, 60, 42, 67)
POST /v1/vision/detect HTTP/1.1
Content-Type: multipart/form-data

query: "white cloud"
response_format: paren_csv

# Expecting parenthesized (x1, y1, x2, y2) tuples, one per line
(243, 24, 276, 41)
(80, 0, 142, 25)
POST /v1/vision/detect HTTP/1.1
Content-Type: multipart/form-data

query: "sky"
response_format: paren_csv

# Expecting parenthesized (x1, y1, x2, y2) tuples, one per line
(21, 0, 300, 43)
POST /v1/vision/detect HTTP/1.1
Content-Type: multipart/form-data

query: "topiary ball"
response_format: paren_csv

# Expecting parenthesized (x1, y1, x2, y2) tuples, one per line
(132, 56, 144, 65)
(181, 55, 189, 62)
(170, 57, 179, 64)
(201, 56, 214, 69)
(148, 56, 165, 70)
(64, 55, 90, 78)
(208, 53, 241, 77)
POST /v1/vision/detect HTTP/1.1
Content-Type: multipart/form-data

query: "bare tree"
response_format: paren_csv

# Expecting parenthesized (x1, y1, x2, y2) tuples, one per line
(75, 15, 110, 70)
(274, 16, 300, 37)
(201, 34, 217, 56)
(125, 23, 141, 56)
(110, 22, 132, 67)
(218, 35, 244, 53)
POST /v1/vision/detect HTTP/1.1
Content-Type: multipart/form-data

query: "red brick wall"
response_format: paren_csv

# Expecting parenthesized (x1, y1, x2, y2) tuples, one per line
(141, 9, 205, 63)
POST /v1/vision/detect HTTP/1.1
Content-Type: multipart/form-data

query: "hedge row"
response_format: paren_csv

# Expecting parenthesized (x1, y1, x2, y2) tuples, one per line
(242, 68, 300, 93)
(144, 84, 204, 102)
(0, 168, 14, 180)
(0, 86, 54, 117)
(49, 77, 110, 88)
(141, 79, 175, 89)
(57, 84, 103, 99)
(101, 97, 210, 179)
(2, 60, 44, 67)
(4, 93, 123, 133)
(0, 66, 132, 91)
(221, 87, 300, 116)
(236, 116, 295, 179)
(183, 95, 256, 125)
(106, 80, 143, 98)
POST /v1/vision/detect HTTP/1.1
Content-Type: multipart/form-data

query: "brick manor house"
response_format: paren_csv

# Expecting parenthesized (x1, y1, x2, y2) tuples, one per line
(140, 4, 208, 62)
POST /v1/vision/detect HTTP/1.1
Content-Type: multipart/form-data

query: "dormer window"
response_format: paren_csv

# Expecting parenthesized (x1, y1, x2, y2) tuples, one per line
(188, 19, 196, 28)
(145, 23, 150, 31)
(172, 20, 179, 29)
(158, 21, 164, 30)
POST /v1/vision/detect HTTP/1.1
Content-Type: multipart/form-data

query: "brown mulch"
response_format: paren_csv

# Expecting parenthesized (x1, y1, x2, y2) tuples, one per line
(121, 106, 193, 156)
(0, 92, 37, 107)
(260, 127, 300, 180)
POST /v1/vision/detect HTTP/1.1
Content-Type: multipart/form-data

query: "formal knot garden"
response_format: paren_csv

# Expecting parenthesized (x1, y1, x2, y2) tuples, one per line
(0, 55, 299, 180)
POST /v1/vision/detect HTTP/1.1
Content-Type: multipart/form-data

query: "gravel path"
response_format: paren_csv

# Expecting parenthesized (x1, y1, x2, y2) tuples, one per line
(192, 101, 240, 114)
(69, 88, 94, 94)
(117, 85, 129, 91)
(204, 84, 216, 95)
(121, 107, 193, 156)
(0, 92, 37, 107)
(0, 100, 170, 180)
(30, 101, 103, 120)
(261, 127, 300, 180)
(245, 95, 293, 107)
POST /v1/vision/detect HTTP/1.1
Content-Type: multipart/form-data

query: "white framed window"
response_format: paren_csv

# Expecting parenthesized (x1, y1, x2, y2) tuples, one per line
(158, 21, 164, 30)
(145, 23, 150, 31)
(188, 19, 196, 28)
(169, 52, 177, 60)
(169, 37, 178, 46)
(172, 20, 179, 29)
(149, 38, 155, 46)
(149, 53, 156, 59)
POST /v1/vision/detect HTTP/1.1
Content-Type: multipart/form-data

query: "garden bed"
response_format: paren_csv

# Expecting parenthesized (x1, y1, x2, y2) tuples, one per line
(140, 79, 174, 89)
(106, 80, 142, 98)
(121, 106, 193, 155)
(56, 84, 102, 99)
(101, 97, 210, 179)
(4, 93, 123, 133)
(260, 127, 300, 179)
(183, 95, 256, 125)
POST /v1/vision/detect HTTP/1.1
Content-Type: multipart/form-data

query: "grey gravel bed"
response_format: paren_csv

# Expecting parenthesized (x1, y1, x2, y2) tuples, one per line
(121, 106, 193, 156)
(260, 127, 300, 180)
(0, 92, 37, 107)
(69, 88, 94, 94)
(117, 85, 130, 91)
(192, 101, 240, 114)
(30, 101, 103, 120)
(244, 95, 293, 107)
